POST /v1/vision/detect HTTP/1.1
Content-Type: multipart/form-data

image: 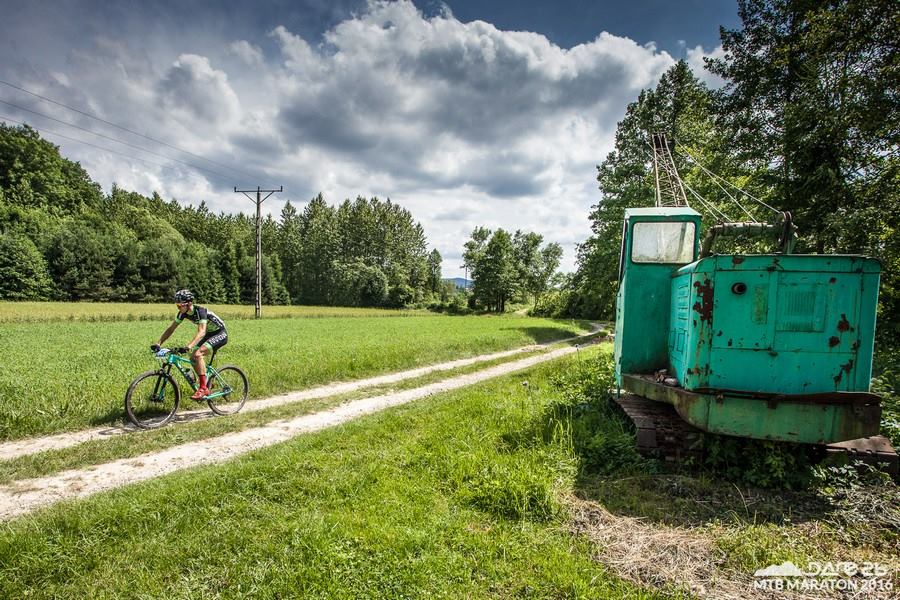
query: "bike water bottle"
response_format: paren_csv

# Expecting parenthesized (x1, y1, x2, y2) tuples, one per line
(185, 370, 196, 387)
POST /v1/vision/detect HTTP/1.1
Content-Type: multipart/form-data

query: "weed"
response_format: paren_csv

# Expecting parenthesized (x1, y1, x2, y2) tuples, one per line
(542, 352, 650, 477)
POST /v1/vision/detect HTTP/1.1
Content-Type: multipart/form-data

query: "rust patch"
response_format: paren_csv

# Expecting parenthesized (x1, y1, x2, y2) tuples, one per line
(829, 277, 837, 284)
(692, 278, 714, 325)
(716, 330, 723, 337)
(837, 314, 851, 332)
(731, 255, 745, 265)
(828, 336, 840, 348)
(727, 339, 733, 347)
(851, 340, 860, 351)
(834, 359, 855, 386)
(766, 256, 781, 272)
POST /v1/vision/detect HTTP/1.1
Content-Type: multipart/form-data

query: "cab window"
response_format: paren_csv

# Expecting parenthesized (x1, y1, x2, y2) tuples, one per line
(631, 221, 696, 263)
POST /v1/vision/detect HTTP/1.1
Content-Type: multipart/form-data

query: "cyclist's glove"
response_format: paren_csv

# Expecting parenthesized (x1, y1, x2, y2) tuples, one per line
(150, 344, 161, 352)
(176, 346, 190, 354)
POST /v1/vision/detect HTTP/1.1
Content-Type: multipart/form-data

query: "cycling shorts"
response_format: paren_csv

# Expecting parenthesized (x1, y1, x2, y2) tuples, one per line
(199, 329, 228, 354)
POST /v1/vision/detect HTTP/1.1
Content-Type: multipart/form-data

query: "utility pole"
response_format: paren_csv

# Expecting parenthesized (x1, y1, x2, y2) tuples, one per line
(234, 186, 283, 319)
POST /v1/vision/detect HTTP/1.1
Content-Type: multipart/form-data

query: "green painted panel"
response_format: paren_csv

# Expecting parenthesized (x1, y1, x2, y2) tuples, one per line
(670, 254, 881, 395)
(614, 208, 701, 384)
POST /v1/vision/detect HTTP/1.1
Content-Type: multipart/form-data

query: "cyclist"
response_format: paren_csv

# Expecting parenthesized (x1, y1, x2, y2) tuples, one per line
(151, 289, 228, 400)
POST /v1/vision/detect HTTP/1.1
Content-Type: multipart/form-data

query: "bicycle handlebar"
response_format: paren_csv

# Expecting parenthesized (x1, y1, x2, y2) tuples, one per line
(152, 347, 189, 357)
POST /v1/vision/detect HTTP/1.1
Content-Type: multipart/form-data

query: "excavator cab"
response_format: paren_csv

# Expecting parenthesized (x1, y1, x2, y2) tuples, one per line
(614, 207, 701, 386)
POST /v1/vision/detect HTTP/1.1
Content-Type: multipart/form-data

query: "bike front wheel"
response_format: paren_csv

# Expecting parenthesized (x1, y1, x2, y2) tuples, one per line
(125, 370, 180, 429)
(206, 365, 249, 415)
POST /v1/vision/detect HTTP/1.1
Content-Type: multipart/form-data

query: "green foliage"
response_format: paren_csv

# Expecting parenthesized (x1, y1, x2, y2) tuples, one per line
(455, 452, 562, 521)
(0, 126, 438, 308)
(543, 351, 650, 476)
(463, 227, 562, 312)
(697, 435, 818, 489)
(0, 233, 54, 299)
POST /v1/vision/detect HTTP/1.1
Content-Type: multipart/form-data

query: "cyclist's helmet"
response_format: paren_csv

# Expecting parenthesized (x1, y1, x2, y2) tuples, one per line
(174, 289, 194, 303)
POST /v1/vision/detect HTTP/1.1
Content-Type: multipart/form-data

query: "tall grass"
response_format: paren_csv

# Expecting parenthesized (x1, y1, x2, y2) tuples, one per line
(0, 312, 591, 440)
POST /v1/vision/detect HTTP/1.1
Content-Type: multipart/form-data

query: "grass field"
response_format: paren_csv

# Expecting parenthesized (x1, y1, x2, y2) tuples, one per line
(0, 346, 895, 598)
(0, 349, 668, 600)
(0, 301, 428, 323)
(0, 305, 592, 441)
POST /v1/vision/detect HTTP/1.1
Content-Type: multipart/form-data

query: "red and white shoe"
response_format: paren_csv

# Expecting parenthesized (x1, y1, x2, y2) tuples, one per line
(191, 386, 210, 400)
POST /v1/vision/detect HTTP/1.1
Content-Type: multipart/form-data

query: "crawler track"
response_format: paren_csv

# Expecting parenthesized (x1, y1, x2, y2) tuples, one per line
(613, 393, 899, 477)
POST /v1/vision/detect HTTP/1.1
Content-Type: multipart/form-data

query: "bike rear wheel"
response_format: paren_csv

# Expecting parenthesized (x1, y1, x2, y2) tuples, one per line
(206, 365, 248, 415)
(125, 370, 180, 429)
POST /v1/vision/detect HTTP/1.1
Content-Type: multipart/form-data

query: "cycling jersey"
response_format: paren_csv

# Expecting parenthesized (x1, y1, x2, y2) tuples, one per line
(176, 305, 226, 333)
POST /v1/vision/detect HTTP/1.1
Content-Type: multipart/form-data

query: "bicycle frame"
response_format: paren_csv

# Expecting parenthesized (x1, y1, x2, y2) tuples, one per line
(154, 349, 232, 400)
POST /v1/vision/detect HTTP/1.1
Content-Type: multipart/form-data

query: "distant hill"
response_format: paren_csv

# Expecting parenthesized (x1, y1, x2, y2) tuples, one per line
(444, 277, 471, 289)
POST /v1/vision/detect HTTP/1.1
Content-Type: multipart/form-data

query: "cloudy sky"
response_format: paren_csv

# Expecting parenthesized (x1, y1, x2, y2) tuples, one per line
(0, 0, 738, 277)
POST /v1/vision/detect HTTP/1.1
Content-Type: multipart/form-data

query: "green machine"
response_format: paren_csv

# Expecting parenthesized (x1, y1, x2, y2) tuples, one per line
(611, 135, 896, 471)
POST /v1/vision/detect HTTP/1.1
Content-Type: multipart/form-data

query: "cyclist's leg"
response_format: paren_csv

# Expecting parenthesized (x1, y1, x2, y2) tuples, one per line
(199, 331, 228, 387)
(192, 331, 217, 390)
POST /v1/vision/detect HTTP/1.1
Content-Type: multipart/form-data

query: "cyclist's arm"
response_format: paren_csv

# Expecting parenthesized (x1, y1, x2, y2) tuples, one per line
(157, 320, 180, 346)
(186, 322, 207, 351)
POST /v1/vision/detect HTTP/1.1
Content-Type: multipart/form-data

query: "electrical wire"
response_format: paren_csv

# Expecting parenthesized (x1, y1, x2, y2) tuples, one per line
(0, 98, 238, 183)
(674, 149, 758, 222)
(0, 114, 234, 183)
(0, 78, 257, 180)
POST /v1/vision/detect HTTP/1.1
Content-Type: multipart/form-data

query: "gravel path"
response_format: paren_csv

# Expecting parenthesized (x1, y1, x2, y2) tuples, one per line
(0, 326, 602, 462)
(0, 337, 600, 521)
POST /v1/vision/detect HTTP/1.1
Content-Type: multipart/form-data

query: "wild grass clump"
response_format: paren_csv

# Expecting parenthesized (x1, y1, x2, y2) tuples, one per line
(454, 452, 563, 521)
(693, 435, 819, 490)
(541, 352, 649, 477)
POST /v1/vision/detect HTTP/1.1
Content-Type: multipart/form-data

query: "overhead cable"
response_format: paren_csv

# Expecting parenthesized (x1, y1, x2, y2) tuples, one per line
(0, 98, 239, 183)
(0, 78, 257, 180)
(0, 114, 235, 184)
(677, 147, 782, 215)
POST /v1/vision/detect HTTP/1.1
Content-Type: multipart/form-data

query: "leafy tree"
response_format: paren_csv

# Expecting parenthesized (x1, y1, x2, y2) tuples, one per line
(426, 248, 442, 295)
(0, 232, 54, 299)
(0, 124, 103, 215)
(46, 219, 117, 300)
(475, 229, 518, 312)
(571, 61, 722, 319)
(708, 0, 900, 338)
(295, 194, 338, 305)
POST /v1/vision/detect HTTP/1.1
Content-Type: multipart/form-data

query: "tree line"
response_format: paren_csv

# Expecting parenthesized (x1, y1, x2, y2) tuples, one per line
(541, 0, 898, 350)
(462, 227, 562, 312)
(0, 124, 443, 308)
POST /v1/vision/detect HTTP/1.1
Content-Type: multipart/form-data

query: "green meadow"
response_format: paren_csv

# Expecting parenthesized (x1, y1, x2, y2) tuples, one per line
(0, 348, 668, 600)
(0, 303, 592, 440)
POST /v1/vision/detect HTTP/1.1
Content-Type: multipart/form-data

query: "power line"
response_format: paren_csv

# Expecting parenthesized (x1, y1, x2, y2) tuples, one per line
(0, 114, 235, 183)
(0, 98, 237, 183)
(0, 78, 257, 180)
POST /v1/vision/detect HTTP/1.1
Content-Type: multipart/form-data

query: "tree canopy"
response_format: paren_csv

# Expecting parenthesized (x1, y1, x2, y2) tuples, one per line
(0, 124, 438, 308)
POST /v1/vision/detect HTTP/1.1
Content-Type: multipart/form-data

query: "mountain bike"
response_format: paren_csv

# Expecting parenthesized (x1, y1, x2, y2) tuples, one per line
(124, 348, 249, 429)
